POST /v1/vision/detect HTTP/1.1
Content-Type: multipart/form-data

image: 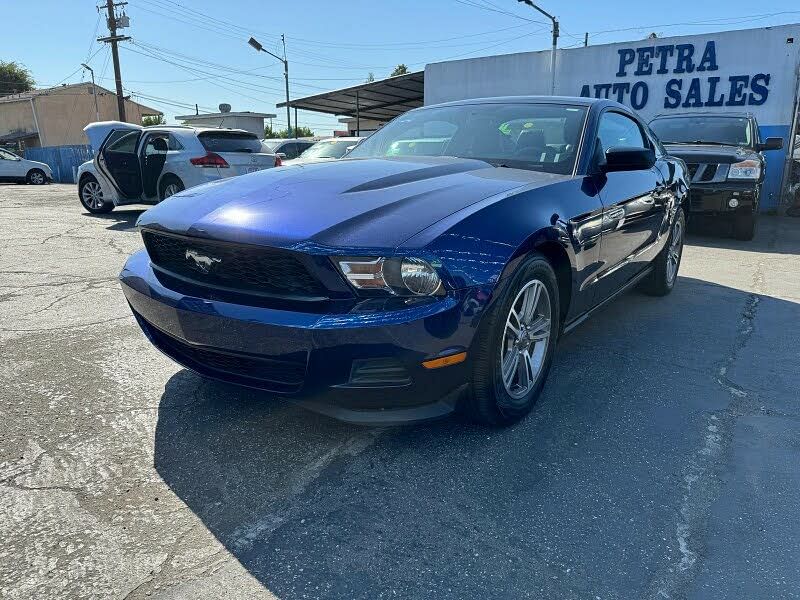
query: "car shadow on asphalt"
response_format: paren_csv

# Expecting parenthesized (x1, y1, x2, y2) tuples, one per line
(151, 276, 800, 598)
(83, 208, 146, 231)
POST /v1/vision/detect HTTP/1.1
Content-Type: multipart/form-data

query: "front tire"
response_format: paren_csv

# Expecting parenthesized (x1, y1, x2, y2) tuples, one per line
(732, 212, 757, 241)
(27, 169, 47, 185)
(641, 208, 685, 296)
(79, 175, 114, 214)
(467, 254, 560, 426)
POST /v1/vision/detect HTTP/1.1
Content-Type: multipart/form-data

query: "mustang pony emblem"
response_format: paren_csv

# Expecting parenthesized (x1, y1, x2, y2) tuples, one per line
(185, 249, 221, 274)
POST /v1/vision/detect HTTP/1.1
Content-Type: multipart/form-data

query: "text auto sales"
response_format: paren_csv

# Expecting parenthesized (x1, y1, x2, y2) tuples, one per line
(579, 41, 770, 110)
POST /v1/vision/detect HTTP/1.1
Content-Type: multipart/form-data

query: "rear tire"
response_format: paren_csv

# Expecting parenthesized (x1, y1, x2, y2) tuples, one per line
(732, 212, 757, 241)
(78, 174, 114, 214)
(640, 208, 684, 296)
(466, 254, 560, 426)
(27, 169, 47, 185)
(159, 175, 184, 201)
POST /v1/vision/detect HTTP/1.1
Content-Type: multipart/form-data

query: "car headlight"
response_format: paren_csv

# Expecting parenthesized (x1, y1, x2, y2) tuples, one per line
(728, 159, 761, 180)
(337, 257, 443, 296)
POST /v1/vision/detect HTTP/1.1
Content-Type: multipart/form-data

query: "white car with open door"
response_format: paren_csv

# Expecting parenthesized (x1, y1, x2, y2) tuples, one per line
(77, 121, 278, 214)
(0, 148, 53, 184)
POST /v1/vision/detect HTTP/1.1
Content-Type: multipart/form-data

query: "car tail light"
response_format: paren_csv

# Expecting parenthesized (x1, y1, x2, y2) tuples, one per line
(274, 155, 282, 167)
(190, 152, 229, 168)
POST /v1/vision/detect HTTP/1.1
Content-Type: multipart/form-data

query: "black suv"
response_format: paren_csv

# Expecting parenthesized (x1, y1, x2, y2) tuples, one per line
(649, 113, 782, 240)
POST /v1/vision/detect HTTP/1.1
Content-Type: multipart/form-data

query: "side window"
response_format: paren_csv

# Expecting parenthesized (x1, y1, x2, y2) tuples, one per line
(282, 143, 298, 159)
(597, 112, 646, 154)
(0, 149, 13, 160)
(644, 124, 665, 157)
(103, 128, 135, 150)
(106, 131, 140, 154)
(167, 134, 184, 151)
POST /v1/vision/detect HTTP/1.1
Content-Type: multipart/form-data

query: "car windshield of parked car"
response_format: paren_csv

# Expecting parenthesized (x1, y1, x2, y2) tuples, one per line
(346, 103, 588, 175)
(198, 131, 263, 153)
(300, 139, 358, 159)
(650, 116, 751, 147)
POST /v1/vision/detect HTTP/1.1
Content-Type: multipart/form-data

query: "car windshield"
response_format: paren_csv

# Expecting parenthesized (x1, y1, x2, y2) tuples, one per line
(347, 103, 588, 175)
(650, 116, 752, 147)
(300, 139, 358, 159)
(198, 131, 263, 153)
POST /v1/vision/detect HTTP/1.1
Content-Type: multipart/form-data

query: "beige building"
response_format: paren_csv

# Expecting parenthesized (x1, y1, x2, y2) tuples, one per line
(0, 82, 160, 149)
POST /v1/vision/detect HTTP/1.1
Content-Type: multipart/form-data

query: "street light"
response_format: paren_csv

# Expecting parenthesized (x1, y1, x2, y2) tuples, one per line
(517, 0, 559, 95)
(248, 36, 293, 137)
(81, 63, 100, 122)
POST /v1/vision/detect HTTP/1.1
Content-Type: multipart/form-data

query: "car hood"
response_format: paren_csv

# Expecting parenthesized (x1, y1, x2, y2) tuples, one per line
(664, 143, 759, 164)
(137, 156, 568, 250)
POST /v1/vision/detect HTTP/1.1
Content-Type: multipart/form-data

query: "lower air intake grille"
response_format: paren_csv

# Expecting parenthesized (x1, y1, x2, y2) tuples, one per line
(138, 315, 307, 393)
(141, 229, 326, 299)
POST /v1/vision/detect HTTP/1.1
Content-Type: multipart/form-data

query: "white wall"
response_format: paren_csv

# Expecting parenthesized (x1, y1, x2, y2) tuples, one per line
(179, 115, 265, 136)
(426, 24, 800, 123)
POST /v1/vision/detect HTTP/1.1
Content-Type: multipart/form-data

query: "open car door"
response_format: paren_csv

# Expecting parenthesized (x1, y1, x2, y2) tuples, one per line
(84, 121, 144, 201)
(98, 129, 143, 200)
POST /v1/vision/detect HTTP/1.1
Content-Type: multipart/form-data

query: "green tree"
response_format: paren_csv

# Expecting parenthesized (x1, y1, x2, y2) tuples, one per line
(142, 115, 166, 126)
(0, 61, 34, 97)
(264, 125, 315, 138)
(365, 72, 375, 83)
(390, 64, 409, 77)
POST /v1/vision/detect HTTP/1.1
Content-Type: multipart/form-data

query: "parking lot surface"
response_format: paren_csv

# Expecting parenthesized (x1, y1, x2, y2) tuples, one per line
(2, 183, 800, 599)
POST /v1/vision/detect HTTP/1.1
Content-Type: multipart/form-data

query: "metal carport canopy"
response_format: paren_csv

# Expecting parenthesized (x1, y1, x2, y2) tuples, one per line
(278, 71, 424, 122)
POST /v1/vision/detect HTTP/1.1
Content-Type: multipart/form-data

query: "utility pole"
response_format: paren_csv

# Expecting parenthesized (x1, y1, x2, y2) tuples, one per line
(81, 63, 100, 121)
(584, 32, 588, 47)
(517, 0, 559, 95)
(248, 35, 291, 137)
(98, 0, 130, 121)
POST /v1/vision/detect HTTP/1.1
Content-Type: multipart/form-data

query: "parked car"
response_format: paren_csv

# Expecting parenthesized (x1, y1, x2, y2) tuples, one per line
(649, 112, 782, 240)
(282, 137, 363, 165)
(77, 122, 279, 214)
(121, 97, 688, 425)
(0, 148, 52, 185)
(261, 138, 316, 160)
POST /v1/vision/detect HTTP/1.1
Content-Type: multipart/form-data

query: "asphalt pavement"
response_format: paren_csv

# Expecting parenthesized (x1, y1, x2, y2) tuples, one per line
(2, 183, 799, 599)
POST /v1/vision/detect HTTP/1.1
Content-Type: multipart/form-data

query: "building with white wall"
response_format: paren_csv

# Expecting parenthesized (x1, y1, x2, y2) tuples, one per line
(176, 106, 276, 137)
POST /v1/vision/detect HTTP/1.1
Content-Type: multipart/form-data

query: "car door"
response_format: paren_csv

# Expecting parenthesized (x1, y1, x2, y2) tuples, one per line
(593, 110, 666, 300)
(0, 149, 16, 178)
(97, 130, 143, 200)
(0, 149, 28, 178)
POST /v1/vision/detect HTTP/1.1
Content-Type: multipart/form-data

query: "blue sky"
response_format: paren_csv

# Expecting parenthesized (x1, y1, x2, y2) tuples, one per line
(3, 0, 800, 135)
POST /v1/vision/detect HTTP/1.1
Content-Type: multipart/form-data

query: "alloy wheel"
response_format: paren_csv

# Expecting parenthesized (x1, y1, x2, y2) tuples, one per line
(500, 279, 552, 399)
(163, 183, 179, 198)
(81, 181, 104, 209)
(666, 220, 682, 284)
(30, 172, 45, 185)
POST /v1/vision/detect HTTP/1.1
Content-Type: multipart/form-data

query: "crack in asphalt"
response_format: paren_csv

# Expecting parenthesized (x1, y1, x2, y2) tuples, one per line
(647, 227, 773, 600)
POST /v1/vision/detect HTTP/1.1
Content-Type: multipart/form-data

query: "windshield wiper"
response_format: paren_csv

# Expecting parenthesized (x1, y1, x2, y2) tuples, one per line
(668, 140, 734, 146)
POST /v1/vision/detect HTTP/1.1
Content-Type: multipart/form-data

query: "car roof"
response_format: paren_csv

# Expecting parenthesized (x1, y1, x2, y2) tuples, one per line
(650, 112, 754, 121)
(420, 95, 621, 111)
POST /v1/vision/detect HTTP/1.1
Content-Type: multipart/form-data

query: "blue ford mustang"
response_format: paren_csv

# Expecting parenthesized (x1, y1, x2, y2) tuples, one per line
(121, 97, 688, 425)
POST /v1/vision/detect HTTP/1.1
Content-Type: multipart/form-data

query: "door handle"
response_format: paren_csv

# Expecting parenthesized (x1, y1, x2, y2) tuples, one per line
(602, 207, 625, 225)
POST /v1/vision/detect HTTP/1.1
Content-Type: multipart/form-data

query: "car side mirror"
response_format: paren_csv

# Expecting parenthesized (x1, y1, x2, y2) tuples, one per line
(600, 146, 656, 173)
(276, 152, 287, 159)
(757, 137, 783, 152)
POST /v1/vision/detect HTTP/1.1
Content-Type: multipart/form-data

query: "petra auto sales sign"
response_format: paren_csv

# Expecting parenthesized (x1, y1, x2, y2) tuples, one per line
(579, 40, 771, 111)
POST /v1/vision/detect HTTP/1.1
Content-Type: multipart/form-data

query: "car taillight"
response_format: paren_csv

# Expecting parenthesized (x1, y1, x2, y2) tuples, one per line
(274, 155, 282, 167)
(190, 152, 229, 168)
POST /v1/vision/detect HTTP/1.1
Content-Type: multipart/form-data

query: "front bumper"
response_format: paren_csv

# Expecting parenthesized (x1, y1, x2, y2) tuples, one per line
(120, 249, 492, 424)
(688, 182, 759, 216)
